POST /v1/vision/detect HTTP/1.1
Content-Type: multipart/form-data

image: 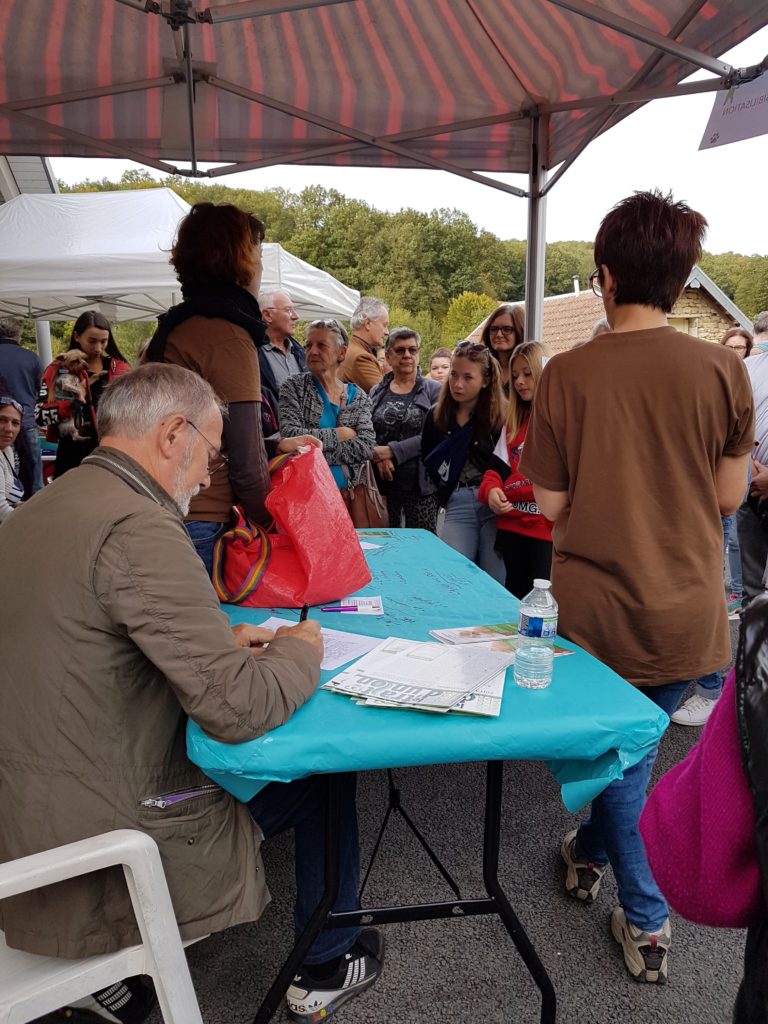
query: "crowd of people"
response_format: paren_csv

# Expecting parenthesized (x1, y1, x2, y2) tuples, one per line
(1, 190, 768, 1024)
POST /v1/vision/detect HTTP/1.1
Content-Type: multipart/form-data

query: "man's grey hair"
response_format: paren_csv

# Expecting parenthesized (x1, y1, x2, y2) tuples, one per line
(0, 315, 23, 343)
(351, 296, 388, 330)
(98, 364, 225, 439)
(258, 289, 293, 311)
(753, 311, 768, 337)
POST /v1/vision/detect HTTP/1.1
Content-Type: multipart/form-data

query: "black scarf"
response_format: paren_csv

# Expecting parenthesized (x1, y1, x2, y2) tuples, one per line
(146, 282, 268, 362)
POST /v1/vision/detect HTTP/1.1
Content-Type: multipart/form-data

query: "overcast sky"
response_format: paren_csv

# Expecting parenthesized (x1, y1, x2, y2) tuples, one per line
(53, 25, 768, 256)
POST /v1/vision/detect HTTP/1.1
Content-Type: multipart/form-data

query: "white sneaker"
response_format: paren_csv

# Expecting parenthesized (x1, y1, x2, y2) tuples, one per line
(670, 693, 716, 727)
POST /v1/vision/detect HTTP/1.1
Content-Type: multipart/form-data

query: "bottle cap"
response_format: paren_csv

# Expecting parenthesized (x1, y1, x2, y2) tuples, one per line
(533, 579, 552, 589)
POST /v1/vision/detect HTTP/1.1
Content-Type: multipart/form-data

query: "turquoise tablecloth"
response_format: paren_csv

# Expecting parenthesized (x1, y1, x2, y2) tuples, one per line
(187, 530, 668, 813)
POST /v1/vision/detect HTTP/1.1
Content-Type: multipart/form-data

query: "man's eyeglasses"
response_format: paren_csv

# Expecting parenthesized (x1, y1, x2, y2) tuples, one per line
(187, 420, 228, 476)
(390, 346, 419, 357)
(488, 325, 516, 337)
(589, 269, 603, 298)
(264, 305, 298, 315)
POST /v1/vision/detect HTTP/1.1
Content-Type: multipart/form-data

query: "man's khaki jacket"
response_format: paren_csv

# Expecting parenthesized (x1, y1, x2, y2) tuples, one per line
(339, 335, 383, 393)
(0, 448, 320, 957)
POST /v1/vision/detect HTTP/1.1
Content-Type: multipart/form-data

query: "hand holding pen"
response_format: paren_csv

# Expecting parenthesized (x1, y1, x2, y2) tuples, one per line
(274, 604, 324, 661)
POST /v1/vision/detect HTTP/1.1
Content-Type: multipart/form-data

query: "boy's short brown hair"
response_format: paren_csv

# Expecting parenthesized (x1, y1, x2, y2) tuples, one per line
(594, 190, 707, 314)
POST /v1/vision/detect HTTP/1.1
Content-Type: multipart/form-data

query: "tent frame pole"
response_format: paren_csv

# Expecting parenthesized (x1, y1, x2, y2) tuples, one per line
(544, 0, 732, 77)
(182, 22, 198, 175)
(208, 74, 530, 197)
(524, 114, 548, 343)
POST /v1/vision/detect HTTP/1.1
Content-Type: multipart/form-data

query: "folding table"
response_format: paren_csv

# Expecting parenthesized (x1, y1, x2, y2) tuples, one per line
(188, 530, 668, 1023)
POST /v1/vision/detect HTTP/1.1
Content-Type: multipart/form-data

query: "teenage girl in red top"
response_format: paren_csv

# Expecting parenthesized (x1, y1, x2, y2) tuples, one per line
(478, 341, 553, 597)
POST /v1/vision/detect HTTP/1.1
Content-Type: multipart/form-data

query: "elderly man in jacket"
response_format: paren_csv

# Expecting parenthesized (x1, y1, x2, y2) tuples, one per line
(339, 296, 389, 393)
(0, 363, 383, 1024)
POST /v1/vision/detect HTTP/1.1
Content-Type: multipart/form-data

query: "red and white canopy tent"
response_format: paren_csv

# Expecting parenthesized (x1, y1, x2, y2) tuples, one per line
(1, 0, 766, 335)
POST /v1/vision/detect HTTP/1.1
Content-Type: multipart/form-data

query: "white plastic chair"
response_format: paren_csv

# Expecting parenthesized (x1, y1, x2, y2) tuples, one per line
(0, 829, 204, 1024)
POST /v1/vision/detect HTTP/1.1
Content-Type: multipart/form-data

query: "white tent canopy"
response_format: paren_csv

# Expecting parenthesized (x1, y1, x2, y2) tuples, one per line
(0, 188, 360, 322)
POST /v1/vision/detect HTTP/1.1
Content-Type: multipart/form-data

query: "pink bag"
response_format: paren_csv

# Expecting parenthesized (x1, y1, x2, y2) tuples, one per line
(640, 669, 764, 927)
(213, 447, 371, 608)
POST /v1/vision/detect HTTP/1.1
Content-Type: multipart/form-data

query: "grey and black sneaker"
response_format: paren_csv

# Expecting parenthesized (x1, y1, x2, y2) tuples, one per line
(287, 928, 384, 1023)
(610, 906, 670, 984)
(560, 828, 608, 902)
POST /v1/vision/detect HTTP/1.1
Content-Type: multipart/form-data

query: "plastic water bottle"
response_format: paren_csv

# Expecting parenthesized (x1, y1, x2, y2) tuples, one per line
(515, 580, 557, 689)
(517, 579, 558, 648)
(514, 644, 554, 689)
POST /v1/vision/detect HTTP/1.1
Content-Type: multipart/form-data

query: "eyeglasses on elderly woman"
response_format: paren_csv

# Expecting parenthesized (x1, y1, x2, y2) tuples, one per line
(308, 318, 348, 343)
(309, 319, 341, 330)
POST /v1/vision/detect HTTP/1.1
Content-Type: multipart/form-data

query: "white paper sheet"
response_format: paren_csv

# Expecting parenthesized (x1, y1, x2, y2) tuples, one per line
(256, 616, 381, 671)
(322, 636, 514, 711)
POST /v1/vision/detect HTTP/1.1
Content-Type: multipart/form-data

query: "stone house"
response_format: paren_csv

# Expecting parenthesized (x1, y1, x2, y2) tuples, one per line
(469, 265, 751, 355)
(541, 265, 751, 354)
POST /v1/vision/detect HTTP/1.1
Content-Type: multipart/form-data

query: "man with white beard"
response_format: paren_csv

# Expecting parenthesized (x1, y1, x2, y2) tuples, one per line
(0, 363, 384, 1024)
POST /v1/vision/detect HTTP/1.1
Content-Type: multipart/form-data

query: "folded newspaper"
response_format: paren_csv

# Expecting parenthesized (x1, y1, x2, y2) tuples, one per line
(429, 622, 573, 658)
(322, 636, 515, 717)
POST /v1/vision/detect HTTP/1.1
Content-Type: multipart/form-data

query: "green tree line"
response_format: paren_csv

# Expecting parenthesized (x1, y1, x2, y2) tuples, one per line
(49, 169, 768, 363)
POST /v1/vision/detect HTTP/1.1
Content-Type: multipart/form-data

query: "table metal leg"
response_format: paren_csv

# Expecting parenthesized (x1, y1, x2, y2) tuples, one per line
(252, 774, 341, 1024)
(253, 762, 557, 1023)
(483, 760, 557, 1024)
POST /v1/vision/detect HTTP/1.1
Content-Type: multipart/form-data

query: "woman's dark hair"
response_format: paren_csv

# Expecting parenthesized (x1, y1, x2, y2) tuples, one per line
(720, 326, 753, 357)
(171, 202, 266, 293)
(481, 303, 525, 357)
(433, 341, 506, 435)
(0, 374, 35, 499)
(594, 189, 708, 313)
(68, 310, 126, 362)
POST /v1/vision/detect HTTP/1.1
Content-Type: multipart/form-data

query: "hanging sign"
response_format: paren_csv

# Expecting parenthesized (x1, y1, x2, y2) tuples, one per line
(699, 73, 768, 150)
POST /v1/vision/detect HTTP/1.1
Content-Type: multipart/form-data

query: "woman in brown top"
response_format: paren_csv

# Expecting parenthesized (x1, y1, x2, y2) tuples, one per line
(146, 202, 315, 576)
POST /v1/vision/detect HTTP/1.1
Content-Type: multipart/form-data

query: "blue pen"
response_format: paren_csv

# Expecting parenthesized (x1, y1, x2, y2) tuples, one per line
(321, 605, 357, 612)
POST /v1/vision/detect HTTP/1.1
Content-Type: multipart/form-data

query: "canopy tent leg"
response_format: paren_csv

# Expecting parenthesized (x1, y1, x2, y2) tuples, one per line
(525, 114, 548, 343)
(35, 320, 52, 366)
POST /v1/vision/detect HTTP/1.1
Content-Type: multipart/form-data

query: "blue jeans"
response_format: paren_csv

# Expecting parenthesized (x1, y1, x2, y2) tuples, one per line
(248, 773, 361, 964)
(573, 679, 688, 932)
(25, 424, 43, 494)
(694, 670, 723, 701)
(722, 514, 743, 596)
(184, 519, 226, 578)
(439, 485, 505, 583)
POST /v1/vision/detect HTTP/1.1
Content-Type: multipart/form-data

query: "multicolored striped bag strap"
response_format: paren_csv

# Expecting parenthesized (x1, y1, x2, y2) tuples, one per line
(210, 456, 294, 603)
(212, 514, 272, 604)
(268, 452, 292, 475)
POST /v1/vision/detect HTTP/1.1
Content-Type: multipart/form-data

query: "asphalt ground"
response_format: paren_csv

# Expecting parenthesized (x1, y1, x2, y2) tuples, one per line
(150, 620, 743, 1024)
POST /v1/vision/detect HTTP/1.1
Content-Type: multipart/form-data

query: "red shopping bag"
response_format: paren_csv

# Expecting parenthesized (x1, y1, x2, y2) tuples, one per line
(212, 447, 371, 608)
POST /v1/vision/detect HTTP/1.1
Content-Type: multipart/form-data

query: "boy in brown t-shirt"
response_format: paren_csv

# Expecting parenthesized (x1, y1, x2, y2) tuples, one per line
(520, 189, 754, 985)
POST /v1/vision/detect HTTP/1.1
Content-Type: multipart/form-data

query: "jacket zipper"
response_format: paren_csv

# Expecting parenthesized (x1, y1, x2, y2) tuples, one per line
(139, 784, 219, 809)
